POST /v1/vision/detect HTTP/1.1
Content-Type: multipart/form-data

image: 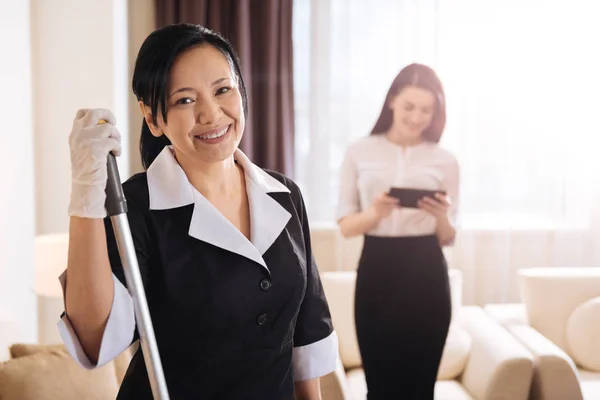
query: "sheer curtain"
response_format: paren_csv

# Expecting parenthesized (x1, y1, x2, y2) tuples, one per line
(293, 0, 600, 304)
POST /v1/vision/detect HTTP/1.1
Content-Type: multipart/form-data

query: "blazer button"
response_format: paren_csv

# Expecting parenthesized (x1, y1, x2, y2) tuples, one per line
(260, 279, 272, 291)
(257, 313, 268, 326)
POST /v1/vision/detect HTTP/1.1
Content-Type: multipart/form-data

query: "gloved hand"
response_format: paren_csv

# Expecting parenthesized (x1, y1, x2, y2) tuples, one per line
(68, 108, 122, 219)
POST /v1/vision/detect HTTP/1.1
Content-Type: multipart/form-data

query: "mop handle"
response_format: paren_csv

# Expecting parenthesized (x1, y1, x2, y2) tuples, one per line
(105, 153, 127, 215)
(99, 120, 170, 399)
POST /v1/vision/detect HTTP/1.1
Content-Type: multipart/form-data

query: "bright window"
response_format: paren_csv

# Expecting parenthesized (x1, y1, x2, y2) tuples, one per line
(292, 0, 600, 229)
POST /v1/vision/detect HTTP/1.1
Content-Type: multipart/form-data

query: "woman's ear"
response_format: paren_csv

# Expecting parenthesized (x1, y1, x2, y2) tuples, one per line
(138, 101, 163, 138)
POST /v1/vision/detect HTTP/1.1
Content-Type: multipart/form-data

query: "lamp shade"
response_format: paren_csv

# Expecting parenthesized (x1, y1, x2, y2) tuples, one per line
(34, 233, 69, 297)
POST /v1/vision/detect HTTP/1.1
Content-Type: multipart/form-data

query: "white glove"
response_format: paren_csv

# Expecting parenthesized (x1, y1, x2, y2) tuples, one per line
(68, 108, 122, 219)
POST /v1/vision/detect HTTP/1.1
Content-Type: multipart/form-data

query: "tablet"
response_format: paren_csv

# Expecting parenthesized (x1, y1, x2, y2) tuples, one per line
(388, 187, 447, 208)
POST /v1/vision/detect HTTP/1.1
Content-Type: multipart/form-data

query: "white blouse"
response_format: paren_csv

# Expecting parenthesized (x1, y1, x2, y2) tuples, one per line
(336, 134, 460, 238)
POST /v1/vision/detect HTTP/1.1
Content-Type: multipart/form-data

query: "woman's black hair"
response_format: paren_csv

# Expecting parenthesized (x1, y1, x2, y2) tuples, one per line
(132, 23, 248, 169)
(370, 63, 446, 142)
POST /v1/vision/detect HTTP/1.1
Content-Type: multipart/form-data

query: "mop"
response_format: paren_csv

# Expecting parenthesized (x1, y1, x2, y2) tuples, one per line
(100, 119, 170, 399)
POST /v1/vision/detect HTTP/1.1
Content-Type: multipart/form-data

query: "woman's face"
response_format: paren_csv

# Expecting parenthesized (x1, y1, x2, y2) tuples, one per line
(143, 44, 244, 165)
(388, 86, 436, 140)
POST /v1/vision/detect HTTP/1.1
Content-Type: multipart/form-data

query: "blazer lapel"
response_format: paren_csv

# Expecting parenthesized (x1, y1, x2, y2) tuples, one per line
(248, 178, 292, 255)
(188, 188, 270, 271)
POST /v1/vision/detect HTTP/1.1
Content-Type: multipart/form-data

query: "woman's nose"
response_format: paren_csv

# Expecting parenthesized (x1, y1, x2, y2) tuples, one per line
(196, 99, 222, 125)
(409, 113, 421, 124)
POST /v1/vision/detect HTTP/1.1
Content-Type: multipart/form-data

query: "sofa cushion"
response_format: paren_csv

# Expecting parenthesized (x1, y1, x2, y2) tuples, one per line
(10, 342, 136, 386)
(566, 296, 600, 371)
(0, 345, 119, 400)
(437, 323, 472, 380)
(9, 343, 65, 358)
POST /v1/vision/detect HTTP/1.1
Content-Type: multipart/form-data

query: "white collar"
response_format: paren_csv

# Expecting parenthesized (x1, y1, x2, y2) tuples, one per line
(146, 146, 292, 272)
(147, 146, 290, 209)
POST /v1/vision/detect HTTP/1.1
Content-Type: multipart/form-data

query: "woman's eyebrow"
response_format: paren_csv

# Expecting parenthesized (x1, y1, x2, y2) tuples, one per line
(211, 77, 230, 86)
(168, 87, 195, 98)
(169, 78, 231, 97)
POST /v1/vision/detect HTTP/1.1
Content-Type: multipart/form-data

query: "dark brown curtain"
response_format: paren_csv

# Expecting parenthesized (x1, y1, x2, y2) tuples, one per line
(155, 0, 295, 178)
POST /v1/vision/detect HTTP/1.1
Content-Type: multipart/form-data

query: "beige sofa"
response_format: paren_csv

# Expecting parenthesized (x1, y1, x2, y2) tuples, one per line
(484, 267, 600, 400)
(319, 270, 534, 400)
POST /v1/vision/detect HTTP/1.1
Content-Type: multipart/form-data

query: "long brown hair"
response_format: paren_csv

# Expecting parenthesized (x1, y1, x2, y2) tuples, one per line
(370, 63, 446, 143)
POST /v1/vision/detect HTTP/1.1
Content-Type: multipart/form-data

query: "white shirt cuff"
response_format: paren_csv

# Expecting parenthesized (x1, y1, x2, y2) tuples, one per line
(57, 272, 136, 369)
(292, 330, 339, 381)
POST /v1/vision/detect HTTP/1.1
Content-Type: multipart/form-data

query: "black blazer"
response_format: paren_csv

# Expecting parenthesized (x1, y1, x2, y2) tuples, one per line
(99, 148, 337, 399)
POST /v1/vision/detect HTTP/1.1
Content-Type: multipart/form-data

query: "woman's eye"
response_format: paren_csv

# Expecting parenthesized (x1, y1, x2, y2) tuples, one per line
(175, 97, 195, 105)
(216, 87, 231, 95)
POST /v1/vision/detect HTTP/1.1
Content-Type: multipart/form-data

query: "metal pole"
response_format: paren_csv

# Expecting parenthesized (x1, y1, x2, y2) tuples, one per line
(104, 139, 170, 399)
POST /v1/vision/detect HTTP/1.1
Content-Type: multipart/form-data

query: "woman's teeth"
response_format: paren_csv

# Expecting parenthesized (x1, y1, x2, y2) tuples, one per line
(198, 126, 228, 139)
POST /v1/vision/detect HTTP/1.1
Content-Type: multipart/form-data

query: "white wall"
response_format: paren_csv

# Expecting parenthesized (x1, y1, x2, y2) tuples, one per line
(128, 0, 156, 175)
(0, 0, 155, 347)
(29, 0, 135, 344)
(31, 0, 130, 235)
(0, 0, 37, 349)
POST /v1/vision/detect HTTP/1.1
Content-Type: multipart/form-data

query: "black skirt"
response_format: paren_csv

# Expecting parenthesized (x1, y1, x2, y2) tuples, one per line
(355, 234, 452, 400)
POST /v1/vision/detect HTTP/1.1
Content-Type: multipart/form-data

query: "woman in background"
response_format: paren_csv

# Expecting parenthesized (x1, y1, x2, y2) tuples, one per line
(336, 63, 460, 399)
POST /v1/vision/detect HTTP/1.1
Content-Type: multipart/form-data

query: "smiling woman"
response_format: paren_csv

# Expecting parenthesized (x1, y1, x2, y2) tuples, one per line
(134, 27, 249, 172)
(59, 23, 338, 400)
(140, 45, 243, 167)
(337, 63, 458, 400)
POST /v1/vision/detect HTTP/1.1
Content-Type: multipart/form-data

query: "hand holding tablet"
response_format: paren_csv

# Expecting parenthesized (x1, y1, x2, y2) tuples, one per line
(387, 187, 447, 209)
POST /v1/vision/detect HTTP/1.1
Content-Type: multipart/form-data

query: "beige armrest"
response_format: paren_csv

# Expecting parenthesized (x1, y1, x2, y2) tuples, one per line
(457, 306, 533, 400)
(510, 325, 583, 400)
(484, 303, 584, 400)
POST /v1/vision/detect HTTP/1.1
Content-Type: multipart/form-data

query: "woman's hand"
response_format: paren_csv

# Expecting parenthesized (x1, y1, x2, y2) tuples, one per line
(338, 192, 398, 238)
(418, 193, 456, 245)
(368, 192, 400, 221)
(418, 192, 451, 221)
(68, 108, 122, 219)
